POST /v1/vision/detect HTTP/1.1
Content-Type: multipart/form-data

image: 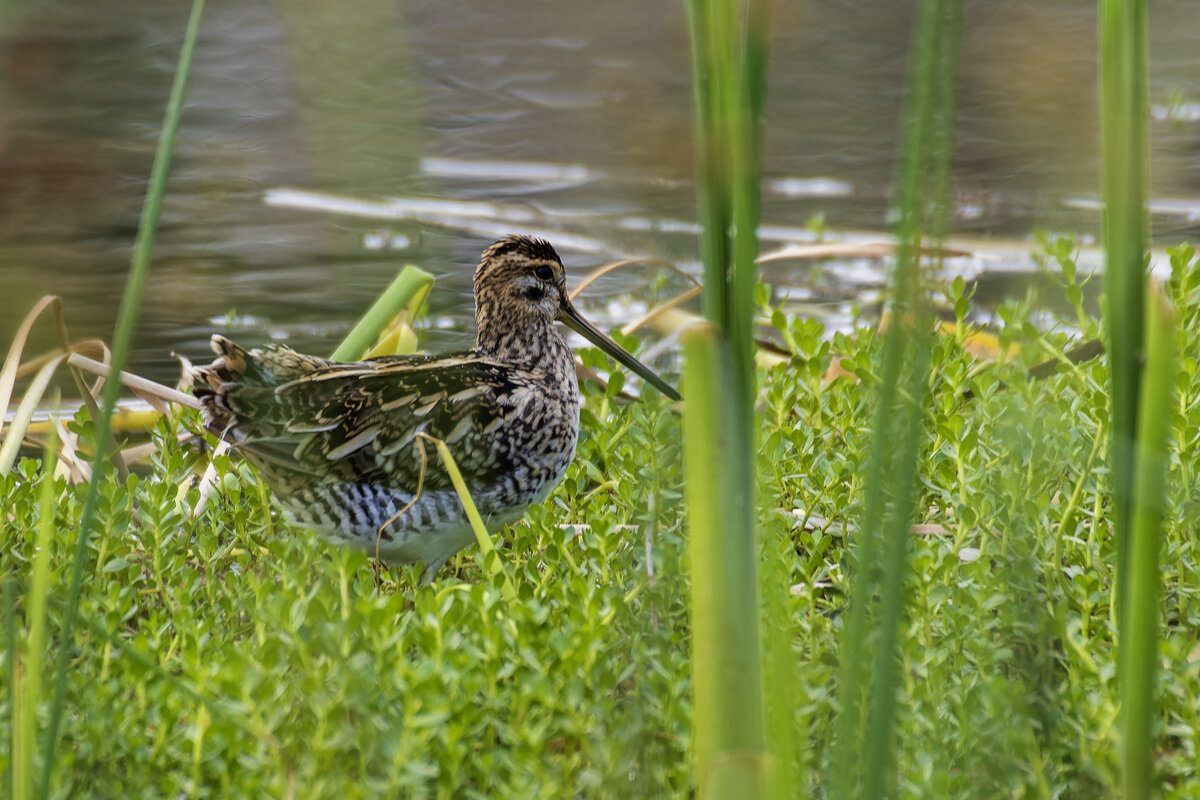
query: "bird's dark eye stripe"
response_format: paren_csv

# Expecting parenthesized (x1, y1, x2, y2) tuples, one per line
(533, 265, 555, 281)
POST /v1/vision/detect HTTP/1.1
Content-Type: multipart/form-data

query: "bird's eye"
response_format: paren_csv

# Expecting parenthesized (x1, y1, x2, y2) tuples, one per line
(533, 265, 555, 281)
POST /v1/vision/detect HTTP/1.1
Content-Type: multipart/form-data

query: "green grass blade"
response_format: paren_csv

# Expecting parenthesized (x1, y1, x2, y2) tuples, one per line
(761, 524, 798, 800)
(729, 0, 769, 402)
(14, 423, 58, 800)
(38, 0, 207, 792)
(828, 307, 912, 799)
(684, 0, 733, 327)
(926, 0, 962, 242)
(829, 0, 959, 794)
(329, 265, 434, 361)
(1121, 286, 1175, 798)
(5, 576, 20, 800)
(682, 325, 766, 798)
(1099, 0, 1149, 616)
(423, 434, 516, 603)
(859, 347, 930, 799)
(681, 0, 771, 794)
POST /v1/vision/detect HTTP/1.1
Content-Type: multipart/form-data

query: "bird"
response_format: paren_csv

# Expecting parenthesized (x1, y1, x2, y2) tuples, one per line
(192, 234, 679, 580)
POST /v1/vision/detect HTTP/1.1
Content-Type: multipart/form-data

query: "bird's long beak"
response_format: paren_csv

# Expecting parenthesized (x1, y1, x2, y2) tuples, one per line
(558, 299, 680, 401)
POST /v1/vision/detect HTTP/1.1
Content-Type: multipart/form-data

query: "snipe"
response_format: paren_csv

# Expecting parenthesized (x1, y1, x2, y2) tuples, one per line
(193, 235, 679, 579)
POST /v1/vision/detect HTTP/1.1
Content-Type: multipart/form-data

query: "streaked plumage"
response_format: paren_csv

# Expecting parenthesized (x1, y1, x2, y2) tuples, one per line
(193, 235, 678, 579)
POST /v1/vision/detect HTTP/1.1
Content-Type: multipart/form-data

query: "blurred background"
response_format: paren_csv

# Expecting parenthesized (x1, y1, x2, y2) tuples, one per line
(0, 0, 1197, 380)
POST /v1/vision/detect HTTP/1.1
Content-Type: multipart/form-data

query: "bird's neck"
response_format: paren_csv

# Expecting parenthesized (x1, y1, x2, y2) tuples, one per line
(475, 314, 569, 368)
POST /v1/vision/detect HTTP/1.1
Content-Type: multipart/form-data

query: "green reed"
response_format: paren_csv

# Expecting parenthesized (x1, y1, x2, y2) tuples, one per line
(37, 0, 207, 793)
(681, 326, 766, 798)
(1099, 0, 1166, 795)
(1121, 288, 1174, 798)
(329, 265, 434, 361)
(681, 0, 770, 795)
(829, 0, 960, 796)
(1099, 0, 1148, 601)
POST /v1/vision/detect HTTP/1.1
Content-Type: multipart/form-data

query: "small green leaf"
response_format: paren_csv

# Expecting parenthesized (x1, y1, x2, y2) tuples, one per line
(102, 557, 129, 573)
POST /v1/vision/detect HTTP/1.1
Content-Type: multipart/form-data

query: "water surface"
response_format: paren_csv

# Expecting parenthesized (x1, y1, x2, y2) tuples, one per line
(1, 0, 1197, 381)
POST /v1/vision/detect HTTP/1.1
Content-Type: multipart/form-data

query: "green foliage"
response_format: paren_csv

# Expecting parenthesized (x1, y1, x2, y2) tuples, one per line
(2, 390, 692, 798)
(3, 246, 1200, 796)
(759, 237, 1200, 797)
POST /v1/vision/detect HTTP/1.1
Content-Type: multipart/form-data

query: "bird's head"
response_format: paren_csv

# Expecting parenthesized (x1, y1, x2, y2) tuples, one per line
(474, 234, 567, 327)
(473, 235, 680, 400)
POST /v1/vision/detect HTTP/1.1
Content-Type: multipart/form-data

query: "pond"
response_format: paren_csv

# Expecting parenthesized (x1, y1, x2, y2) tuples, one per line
(1, 0, 1197, 382)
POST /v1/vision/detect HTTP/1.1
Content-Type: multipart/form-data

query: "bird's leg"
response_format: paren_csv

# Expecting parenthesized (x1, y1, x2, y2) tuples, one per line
(370, 559, 385, 593)
(374, 435, 430, 562)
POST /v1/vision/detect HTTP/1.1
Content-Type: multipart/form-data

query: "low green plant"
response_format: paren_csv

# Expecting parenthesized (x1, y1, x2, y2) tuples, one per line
(3, 243, 1198, 797)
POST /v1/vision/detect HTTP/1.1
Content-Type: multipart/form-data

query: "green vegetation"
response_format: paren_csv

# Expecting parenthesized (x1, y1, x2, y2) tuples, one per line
(681, 0, 770, 794)
(1098, 0, 1163, 795)
(3, 240, 1199, 796)
(329, 266, 433, 362)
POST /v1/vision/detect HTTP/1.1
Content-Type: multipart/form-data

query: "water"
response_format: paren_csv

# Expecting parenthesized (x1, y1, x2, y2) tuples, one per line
(1, 0, 1197, 383)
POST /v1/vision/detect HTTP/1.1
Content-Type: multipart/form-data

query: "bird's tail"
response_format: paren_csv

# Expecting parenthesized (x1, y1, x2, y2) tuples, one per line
(191, 334, 330, 444)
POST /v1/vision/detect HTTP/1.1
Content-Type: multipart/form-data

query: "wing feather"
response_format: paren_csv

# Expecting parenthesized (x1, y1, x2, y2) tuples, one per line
(195, 336, 522, 495)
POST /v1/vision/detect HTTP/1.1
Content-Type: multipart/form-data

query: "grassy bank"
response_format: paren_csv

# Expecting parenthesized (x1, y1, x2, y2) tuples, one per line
(3, 238, 1199, 797)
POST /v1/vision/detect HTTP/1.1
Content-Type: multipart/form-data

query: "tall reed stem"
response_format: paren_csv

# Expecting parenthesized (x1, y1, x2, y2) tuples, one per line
(1099, 0, 1148, 624)
(1100, 0, 1159, 793)
(39, 2, 206, 793)
(1121, 287, 1173, 799)
(830, 0, 959, 795)
(682, 0, 770, 796)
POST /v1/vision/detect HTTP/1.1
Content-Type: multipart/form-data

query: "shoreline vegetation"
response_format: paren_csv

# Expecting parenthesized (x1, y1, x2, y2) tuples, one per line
(2, 238, 1199, 796)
